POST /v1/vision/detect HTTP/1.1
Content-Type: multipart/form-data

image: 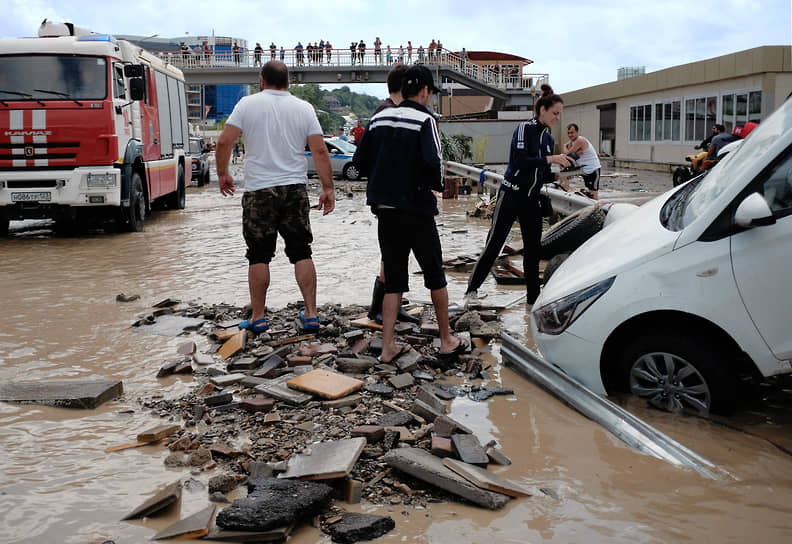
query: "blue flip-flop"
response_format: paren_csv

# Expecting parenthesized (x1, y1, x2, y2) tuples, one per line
(238, 317, 269, 334)
(299, 311, 320, 331)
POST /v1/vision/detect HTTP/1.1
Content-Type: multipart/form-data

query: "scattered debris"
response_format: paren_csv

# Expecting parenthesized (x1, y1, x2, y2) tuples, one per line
(122, 480, 182, 520)
(152, 505, 215, 540)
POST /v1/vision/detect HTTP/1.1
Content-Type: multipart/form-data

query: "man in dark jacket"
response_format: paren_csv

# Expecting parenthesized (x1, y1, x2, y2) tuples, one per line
(353, 65, 465, 364)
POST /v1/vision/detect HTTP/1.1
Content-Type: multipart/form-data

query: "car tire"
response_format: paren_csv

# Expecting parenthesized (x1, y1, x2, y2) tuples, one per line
(343, 163, 361, 181)
(542, 252, 569, 284)
(123, 172, 145, 232)
(617, 332, 738, 415)
(167, 165, 186, 210)
(0, 212, 9, 237)
(540, 205, 605, 260)
(202, 169, 210, 186)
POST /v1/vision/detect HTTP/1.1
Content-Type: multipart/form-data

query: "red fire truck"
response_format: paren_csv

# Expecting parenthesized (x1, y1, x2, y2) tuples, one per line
(0, 21, 189, 234)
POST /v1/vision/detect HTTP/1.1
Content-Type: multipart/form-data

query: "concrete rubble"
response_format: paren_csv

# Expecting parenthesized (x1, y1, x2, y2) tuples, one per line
(116, 298, 549, 541)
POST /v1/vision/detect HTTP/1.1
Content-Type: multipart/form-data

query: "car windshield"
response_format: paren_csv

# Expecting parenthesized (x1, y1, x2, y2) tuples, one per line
(327, 137, 356, 154)
(189, 140, 203, 154)
(671, 98, 792, 229)
(0, 55, 107, 101)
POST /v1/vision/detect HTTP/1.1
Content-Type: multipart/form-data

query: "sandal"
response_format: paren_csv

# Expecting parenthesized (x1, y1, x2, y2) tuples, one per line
(238, 317, 269, 334)
(438, 337, 469, 359)
(299, 310, 321, 331)
(377, 343, 411, 364)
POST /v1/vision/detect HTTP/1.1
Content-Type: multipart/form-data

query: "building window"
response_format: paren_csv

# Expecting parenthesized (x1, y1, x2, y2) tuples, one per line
(654, 100, 681, 141)
(722, 90, 761, 133)
(629, 104, 652, 142)
(684, 96, 716, 142)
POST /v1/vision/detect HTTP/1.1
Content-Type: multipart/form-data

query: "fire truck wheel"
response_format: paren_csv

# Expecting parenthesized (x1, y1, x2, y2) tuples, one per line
(168, 165, 186, 210)
(126, 172, 145, 232)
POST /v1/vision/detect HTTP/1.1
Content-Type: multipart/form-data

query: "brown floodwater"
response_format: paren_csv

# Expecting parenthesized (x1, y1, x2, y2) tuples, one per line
(1, 170, 791, 543)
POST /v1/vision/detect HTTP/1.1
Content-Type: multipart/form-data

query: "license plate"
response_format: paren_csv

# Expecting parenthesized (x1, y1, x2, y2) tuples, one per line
(11, 192, 51, 202)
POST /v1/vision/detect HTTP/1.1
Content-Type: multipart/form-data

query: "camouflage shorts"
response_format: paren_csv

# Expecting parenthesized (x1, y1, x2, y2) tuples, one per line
(242, 184, 313, 265)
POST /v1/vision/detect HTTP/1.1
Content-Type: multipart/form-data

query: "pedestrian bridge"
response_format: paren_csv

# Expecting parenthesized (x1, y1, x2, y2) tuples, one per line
(171, 48, 548, 110)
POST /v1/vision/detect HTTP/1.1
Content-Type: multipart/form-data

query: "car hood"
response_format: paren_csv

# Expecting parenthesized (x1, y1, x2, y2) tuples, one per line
(537, 189, 682, 306)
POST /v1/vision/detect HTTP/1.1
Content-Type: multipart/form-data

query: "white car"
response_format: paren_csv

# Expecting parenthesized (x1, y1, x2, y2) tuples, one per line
(531, 97, 792, 415)
(306, 137, 361, 180)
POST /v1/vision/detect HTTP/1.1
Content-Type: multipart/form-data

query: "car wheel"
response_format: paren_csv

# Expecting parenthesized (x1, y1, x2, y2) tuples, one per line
(123, 172, 145, 232)
(0, 212, 9, 237)
(167, 165, 186, 209)
(202, 168, 210, 186)
(618, 332, 737, 415)
(540, 205, 605, 260)
(542, 252, 569, 284)
(343, 163, 360, 181)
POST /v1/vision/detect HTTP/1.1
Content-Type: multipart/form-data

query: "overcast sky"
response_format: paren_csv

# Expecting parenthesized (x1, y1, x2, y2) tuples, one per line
(2, 0, 790, 99)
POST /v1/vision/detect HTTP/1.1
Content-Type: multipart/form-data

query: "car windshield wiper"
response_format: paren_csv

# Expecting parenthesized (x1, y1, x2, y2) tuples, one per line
(33, 89, 83, 106)
(0, 89, 45, 106)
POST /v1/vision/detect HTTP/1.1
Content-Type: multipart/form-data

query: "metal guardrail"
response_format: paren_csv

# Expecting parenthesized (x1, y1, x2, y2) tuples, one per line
(499, 332, 728, 480)
(444, 161, 595, 216)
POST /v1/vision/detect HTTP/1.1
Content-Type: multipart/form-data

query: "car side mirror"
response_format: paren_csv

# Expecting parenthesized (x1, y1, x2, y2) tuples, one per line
(124, 64, 145, 78)
(735, 192, 775, 228)
(129, 78, 145, 101)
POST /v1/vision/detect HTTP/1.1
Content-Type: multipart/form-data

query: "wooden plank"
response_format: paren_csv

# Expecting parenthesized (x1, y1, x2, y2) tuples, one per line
(287, 369, 364, 400)
(136, 424, 180, 443)
(350, 317, 383, 330)
(218, 331, 247, 360)
(152, 505, 215, 540)
(212, 328, 240, 341)
(105, 439, 163, 453)
(442, 458, 533, 498)
(267, 334, 316, 347)
(279, 438, 366, 480)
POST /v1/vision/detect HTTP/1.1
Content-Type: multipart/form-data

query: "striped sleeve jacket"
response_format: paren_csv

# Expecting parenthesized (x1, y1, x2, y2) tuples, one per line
(353, 99, 443, 215)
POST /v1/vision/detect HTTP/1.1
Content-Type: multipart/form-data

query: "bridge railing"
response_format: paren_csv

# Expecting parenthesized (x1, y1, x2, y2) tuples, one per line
(167, 48, 548, 91)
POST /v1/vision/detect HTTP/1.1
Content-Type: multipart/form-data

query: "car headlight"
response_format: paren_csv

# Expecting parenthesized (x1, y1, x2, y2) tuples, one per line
(533, 276, 615, 335)
(86, 173, 116, 188)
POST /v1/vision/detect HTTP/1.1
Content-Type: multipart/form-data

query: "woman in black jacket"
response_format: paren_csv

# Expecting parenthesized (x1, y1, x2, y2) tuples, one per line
(464, 84, 571, 309)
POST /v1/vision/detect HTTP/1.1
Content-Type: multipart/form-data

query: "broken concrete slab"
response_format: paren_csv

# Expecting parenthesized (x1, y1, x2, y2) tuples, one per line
(279, 438, 366, 480)
(137, 424, 180, 443)
(384, 448, 509, 510)
(377, 410, 413, 427)
(157, 360, 181, 377)
(394, 348, 421, 373)
(227, 357, 260, 371)
(240, 376, 267, 388)
(0, 379, 123, 409)
(253, 356, 284, 378)
(134, 314, 205, 336)
(121, 480, 182, 520)
(410, 399, 443, 423)
(363, 383, 394, 397)
(417, 385, 449, 414)
(287, 369, 364, 400)
(327, 513, 395, 544)
(351, 425, 385, 443)
(322, 393, 362, 410)
(206, 393, 233, 406)
(210, 373, 247, 387)
(241, 397, 276, 413)
(486, 447, 512, 466)
(152, 504, 215, 540)
(433, 415, 474, 437)
(431, 435, 453, 458)
(193, 352, 214, 366)
(254, 374, 313, 405)
(388, 373, 415, 390)
(335, 357, 376, 374)
(204, 524, 293, 542)
(452, 434, 489, 466)
(216, 477, 333, 532)
(177, 340, 196, 355)
(442, 458, 532, 497)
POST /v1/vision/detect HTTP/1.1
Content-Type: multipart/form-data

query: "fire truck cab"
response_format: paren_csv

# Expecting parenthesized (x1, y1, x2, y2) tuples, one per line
(0, 21, 189, 234)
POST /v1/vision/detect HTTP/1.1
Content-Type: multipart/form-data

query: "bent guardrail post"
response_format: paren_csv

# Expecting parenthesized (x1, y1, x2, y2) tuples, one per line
(499, 332, 727, 480)
(443, 161, 594, 216)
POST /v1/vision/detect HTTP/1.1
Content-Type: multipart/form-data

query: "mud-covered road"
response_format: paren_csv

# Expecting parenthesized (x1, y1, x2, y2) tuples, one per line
(1, 168, 791, 543)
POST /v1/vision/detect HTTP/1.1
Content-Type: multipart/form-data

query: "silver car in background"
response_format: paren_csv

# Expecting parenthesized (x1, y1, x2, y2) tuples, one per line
(306, 137, 362, 181)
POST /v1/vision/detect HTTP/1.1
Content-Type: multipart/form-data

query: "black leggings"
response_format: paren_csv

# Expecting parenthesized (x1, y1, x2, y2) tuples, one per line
(466, 187, 543, 303)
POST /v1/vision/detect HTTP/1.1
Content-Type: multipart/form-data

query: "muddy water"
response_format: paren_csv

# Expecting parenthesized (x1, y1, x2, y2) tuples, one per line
(1, 175, 791, 543)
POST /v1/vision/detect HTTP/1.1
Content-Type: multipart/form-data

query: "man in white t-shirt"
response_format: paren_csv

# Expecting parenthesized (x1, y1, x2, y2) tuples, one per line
(216, 61, 334, 334)
(563, 123, 602, 199)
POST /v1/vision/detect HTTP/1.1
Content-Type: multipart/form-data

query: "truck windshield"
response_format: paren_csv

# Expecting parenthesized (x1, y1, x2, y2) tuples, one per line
(670, 97, 792, 229)
(0, 55, 107, 101)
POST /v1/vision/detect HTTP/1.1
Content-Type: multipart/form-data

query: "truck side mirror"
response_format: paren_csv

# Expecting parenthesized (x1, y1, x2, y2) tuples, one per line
(735, 192, 775, 228)
(129, 78, 145, 101)
(124, 64, 144, 78)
